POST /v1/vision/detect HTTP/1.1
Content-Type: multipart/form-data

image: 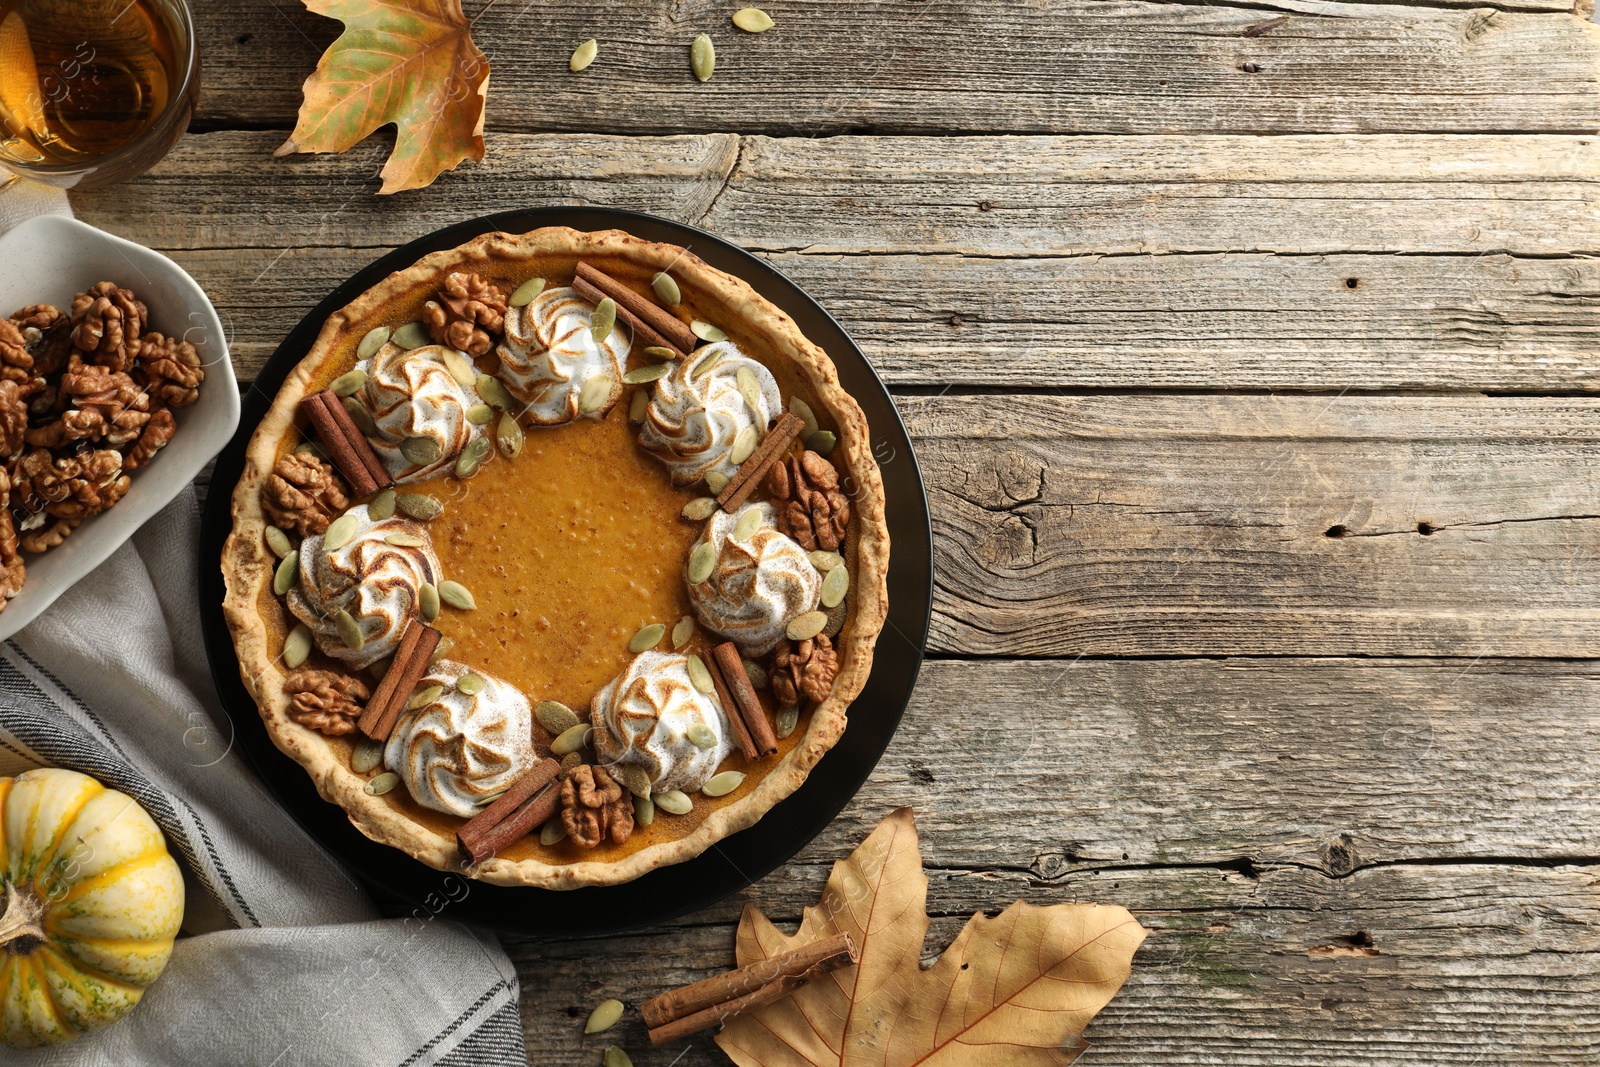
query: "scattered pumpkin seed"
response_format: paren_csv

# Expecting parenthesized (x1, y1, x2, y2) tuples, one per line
(687, 723, 718, 749)
(536, 700, 581, 734)
(733, 505, 763, 541)
(736, 366, 764, 415)
(690, 320, 727, 342)
(621, 764, 652, 799)
(579, 374, 613, 414)
(705, 470, 730, 493)
(407, 684, 445, 710)
(642, 345, 678, 362)
(687, 541, 717, 584)
(808, 549, 845, 572)
(343, 396, 379, 436)
(283, 623, 312, 669)
(368, 488, 397, 521)
(690, 349, 723, 378)
(686, 654, 714, 694)
(510, 277, 546, 307)
(274, 551, 299, 596)
(730, 424, 759, 465)
(476, 373, 514, 411)
(682, 496, 719, 521)
(457, 672, 486, 695)
(633, 793, 655, 826)
(604, 1047, 633, 1067)
(623, 363, 671, 385)
(330, 369, 368, 397)
(336, 609, 364, 651)
(690, 33, 715, 81)
(561, 751, 584, 772)
(265, 525, 292, 559)
(654, 789, 692, 815)
(651, 272, 681, 306)
(629, 388, 650, 424)
(671, 614, 695, 649)
(789, 396, 819, 435)
(384, 532, 427, 548)
(439, 580, 477, 610)
(569, 37, 598, 72)
(822, 599, 847, 638)
(702, 770, 745, 797)
(786, 610, 827, 641)
(442, 349, 477, 386)
(732, 7, 774, 31)
(466, 402, 494, 425)
(419, 582, 440, 622)
(400, 436, 444, 467)
(396, 493, 443, 521)
(365, 772, 400, 796)
(775, 705, 799, 739)
(591, 297, 616, 342)
(586, 999, 624, 1035)
(293, 440, 328, 460)
(455, 435, 491, 478)
(821, 564, 850, 608)
(431, 636, 455, 662)
(357, 325, 391, 360)
(629, 623, 666, 653)
(496, 411, 524, 458)
(807, 429, 838, 456)
(324, 514, 358, 551)
(541, 817, 568, 845)
(393, 322, 430, 349)
(351, 737, 384, 774)
(475, 790, 506, 807)
(552, 723, 593, 756)
(742, 658, 769, 689)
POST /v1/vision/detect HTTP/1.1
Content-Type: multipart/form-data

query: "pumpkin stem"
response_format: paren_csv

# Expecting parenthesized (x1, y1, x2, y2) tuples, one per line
(0, 883, 47, 957)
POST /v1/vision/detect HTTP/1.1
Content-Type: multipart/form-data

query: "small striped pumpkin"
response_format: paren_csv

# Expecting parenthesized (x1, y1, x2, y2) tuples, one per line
(0, 768, 184, 1047)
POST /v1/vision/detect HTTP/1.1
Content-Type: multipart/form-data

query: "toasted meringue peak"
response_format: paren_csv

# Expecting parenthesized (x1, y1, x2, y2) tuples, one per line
(495, 286, 628, 425)
(286, 503, 440, 669)
(687, 502, 821, 656)
(638, 341, 781, 486)
(384, 659, 539, 817)
(591, 651, 734, 794)
(357, 343, 486, 483)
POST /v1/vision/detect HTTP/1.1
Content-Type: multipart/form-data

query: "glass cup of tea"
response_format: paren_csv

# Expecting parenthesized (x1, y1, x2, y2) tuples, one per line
(0, 0, 199, 190)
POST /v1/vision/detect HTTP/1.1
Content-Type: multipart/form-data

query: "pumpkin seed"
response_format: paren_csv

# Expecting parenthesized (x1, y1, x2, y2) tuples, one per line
(536, 700, 581, 734)
(442, 349, 477, 386)
(293, 440, 328, 460)
(775, 705, 799, 739)
(730, 424, 758, 465)
(687, 723, 717, 749)
(690, 349, 722, 378)
(368, 488, 396, 521)
(366, 772, 400, 796)
(274, 551, 299, 596)
(541, 817, 568, 845)
(357, 325, 391, 360)
(742, 658, 769, 689)
(822, 599, 847, 638)
(808, 549, 844, 572)
(705, 470, 730, 493)
(466, 402, 495, 425)
(821, 565, 850, 608)
(736, 366, 764, 416)
(431, 636, 454, 662)
(385, 532, 426, 548)
(633, 793, 655, 826)
(732, 7, 774, 31)
(330, 369, 368, 397)
(621, 764, 652, 799)
(265, 525, 292, 559)
(789, 396, 819, 435)
(393, 322, 430, 349)
(733, 505, 762, 541)
(690, 33, 715, 81)
(324, 513, 358, 552)
(396, 493, 443, 521)
(400, 436, 444, 467)
(686, 654, 714, 694)
(671, 614, 695, 649)
(702, 770, 745, 797)
(786, 611, 827, 641)
(440, 580, 477, 610)
(591, 297, 616, 342)
(475, 790, 506, 807)
(510, 277, 546, 307)
(682, 497, 718, 521)
(585, 999, 624, 1035)
(690, 320, 726, 342)
(651, 272, 681, 306)
(654, 789, 692, 815)
(475, 373, 514, 411)
(623, 363, 670, 384)
(687, 541, 717, 584)
(579, 374, 613, 414)
(351, 737, 384, 774)
(419, 582, 440, 622)
(604, 1047, 633, 1067)
(283, 623, 312, 669)
(407, 684, 444, 710)
(496, 412, 524, 458)
(552, 723, 593, 756)
(561, 751, 584, 772)
(629, 623, 666, 653)
(628, 388, 650, 424)
(642, 345, 678, 362)
(807, 429, 838, 456)
(457, 672, 486, 696)
(455, 435, 491, 478)
(343, 396, 378, 436)
(569, 37, 598, 72)
(336, 609, 364, 651)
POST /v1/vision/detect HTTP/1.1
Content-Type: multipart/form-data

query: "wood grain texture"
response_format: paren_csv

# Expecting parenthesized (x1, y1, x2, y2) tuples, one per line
(193, 1, 1600, 135)
(908, 394, 1600, 657)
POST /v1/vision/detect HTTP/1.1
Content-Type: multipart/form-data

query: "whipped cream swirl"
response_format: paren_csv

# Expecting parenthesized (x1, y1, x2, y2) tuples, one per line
(286, 503, 441, 670)
(687, 502, 821, 656)
(357, 344, 486, 483)
(591, 651, 734, 794)
(494, 287, 628, 425)
(384, 659, 539, 817)
(639, 342, 782, 486)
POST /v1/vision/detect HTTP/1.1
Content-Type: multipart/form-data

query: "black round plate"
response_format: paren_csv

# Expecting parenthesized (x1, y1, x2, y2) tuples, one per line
(199, 208, 932, 936)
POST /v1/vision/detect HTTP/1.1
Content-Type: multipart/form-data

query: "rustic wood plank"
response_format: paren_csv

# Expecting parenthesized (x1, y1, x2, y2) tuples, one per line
(194, 1, 1600, 135)
(907, 394, 1600, 657)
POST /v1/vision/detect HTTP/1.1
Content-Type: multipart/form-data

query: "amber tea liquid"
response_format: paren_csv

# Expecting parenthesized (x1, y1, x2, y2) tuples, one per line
(0, 0, 181, 169)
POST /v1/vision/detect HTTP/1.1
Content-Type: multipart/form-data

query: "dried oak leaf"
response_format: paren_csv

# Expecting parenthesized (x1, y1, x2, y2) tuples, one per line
(275, 0, 489, 194)
(717, 808, 1146, 1067)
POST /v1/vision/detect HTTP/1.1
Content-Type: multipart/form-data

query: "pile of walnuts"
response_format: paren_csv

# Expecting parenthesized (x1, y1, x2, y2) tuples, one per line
(0, 282, 206, 610)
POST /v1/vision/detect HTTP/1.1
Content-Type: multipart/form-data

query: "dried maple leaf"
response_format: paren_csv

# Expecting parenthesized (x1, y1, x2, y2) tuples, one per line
(276, 0, 489, 194)
(717, 808, 1146, 1067)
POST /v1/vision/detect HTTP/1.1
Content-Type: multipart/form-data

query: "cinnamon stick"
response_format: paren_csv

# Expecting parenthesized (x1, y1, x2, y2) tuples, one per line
(358, 621, 441, 742)
(571, 275, 685, 360)
(575, 262, 698, 354)
(357, 618, 423, 736)
(459, 779, 563, 864)
(457, 757, 561, 859)
(705, 653, 759, 762)
(302, 390, 390, 498)
(648, 977, 803, 1046)
(641, 931, 856, 1037)
(716, 412, 806, 513)
(709, 642, 777, 757)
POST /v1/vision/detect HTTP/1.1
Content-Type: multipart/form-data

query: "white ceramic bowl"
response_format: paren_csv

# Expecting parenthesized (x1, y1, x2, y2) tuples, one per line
(0, 215, 239, 639)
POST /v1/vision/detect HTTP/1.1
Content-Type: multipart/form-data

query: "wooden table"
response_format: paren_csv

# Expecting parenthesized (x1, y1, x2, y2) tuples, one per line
(74, 0, 1600, 1061)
